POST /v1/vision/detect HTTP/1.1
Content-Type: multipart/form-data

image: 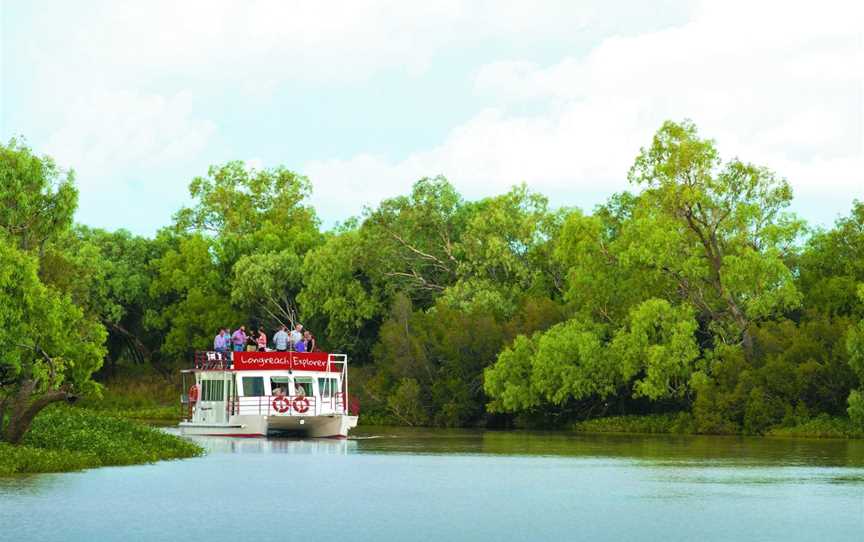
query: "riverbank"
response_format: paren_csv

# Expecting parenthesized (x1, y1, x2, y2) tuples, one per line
(571, 412, 864, 439)
(0, 406, 202, 476)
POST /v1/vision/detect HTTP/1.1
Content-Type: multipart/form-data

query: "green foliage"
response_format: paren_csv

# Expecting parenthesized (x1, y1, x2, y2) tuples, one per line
(0, 406, 202, 475)
(626, 120, 803, 348)
(0, 243, 106, 397)
(846, 390, 864, 429)
(146, 234, 239, 361)
(41, 226, 161, 366)
(232, 250, 303, 328)
(484, 120, 843, 437)
(767, 414, 864, 439)
(612, 299, 699, 400)
(572, 413, 696, 435)
(5, 120, 863, 442)
(387, 378, 429, 426)
(174, 161, 320, 262)
(298, 229, 385, 355)
(444, 184, 565, 317)
(0, 139, 78, 251)
(798, 202, 864, 317)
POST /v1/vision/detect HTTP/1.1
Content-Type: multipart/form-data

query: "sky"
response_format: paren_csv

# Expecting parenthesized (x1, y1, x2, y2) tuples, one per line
(1, 0, 862, 236)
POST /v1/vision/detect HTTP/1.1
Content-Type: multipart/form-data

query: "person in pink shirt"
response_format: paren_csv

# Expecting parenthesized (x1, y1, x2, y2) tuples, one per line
(231, 325, 247, 352)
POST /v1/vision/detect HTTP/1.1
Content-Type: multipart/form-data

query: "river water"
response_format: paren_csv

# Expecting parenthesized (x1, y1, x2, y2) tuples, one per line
(2, 428, 863, 541)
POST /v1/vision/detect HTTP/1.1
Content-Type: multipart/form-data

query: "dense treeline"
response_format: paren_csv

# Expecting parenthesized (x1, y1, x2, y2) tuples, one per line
(1, 121, 863, 441)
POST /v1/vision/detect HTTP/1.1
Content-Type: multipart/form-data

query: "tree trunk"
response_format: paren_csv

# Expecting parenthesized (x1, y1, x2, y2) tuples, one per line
(0, 397, 7, 436)
(2, 380, 73, 444)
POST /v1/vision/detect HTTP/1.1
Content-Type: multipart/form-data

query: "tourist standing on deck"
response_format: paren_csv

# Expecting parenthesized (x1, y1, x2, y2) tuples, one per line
(274, 325, 290, 351)
(290, 324, 303, 350)
(256, 329, 267, 351)
(231, 325, 247, 352)
(303, 330, 316, 352)
(213, 328, 228, 352)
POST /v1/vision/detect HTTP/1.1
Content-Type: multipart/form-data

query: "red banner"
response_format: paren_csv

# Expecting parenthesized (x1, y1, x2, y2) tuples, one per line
(232, 351, 333, 372)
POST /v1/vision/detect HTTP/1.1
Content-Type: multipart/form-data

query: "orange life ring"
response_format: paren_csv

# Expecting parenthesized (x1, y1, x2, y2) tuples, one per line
(293, 397, 310, 413)
(272, 395, 291, 413)
(188, 385, 199, 403)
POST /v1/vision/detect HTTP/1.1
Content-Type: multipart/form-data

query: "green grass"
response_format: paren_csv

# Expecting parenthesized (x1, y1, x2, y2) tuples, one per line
(0, 406, 202, 476)
(767, 415, 864, 439)
(571, 412, 864, 439)
(78, 372, 183, 422)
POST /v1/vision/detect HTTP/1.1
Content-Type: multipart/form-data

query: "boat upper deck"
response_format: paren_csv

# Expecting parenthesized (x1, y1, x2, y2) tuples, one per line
(190, 351, 348, 373)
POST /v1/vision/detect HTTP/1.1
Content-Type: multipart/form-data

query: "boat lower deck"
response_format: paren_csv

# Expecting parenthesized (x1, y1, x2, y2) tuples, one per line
(180, 414, 358, 438)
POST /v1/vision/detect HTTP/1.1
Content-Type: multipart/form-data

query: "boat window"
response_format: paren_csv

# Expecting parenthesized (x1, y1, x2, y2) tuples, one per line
(242, 376, 265, 397)
(201, 379, 225, 401)
(294, 377, 314, 396)
(270, 376, 291, 396)
(317, 377, 338, 398)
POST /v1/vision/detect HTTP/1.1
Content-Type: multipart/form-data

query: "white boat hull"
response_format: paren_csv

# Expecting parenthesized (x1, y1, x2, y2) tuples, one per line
(179, 414, 358, 438)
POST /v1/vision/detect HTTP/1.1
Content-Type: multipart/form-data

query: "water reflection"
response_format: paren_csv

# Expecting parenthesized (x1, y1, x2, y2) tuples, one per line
(191, 434, 356, 455)
(348, 427, 864, 468)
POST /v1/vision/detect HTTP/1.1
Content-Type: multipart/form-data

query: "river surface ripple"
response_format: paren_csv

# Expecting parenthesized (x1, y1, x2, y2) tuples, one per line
(2, 428, 863, 541)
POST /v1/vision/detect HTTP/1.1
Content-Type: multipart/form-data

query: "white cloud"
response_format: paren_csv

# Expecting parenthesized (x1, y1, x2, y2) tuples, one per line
(7, 0, 861, 232)
(305, 0, 864, 225)
(43, 89, 215, 189)
(17, 0, 602, 228)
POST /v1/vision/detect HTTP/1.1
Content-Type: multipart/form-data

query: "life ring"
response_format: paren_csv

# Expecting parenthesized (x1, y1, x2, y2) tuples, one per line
(188, 385, 199, 403)
(272, 396, 291, 413)
(293, 397, 310, 414)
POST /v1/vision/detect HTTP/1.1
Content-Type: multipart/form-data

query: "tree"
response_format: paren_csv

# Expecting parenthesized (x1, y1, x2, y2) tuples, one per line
(0, 139, 77, 254)
(611, 299, 699, 400)
(174, 161, 320, 266)
(847, 285, 864, 428)
(485, 121, 805, 427)
(298, 228, 386, 357)
(0, 141, 106, 443)
(232, 250, 304, 328)
(40, 227, 160, 368)
(442, 184, 566, 318)
(798, 201, 864, 317)
(627, 120, 802, 355)
(147, 234, 239, 362)
(0, 244, 106, 443)
(361, 176, 468, 307)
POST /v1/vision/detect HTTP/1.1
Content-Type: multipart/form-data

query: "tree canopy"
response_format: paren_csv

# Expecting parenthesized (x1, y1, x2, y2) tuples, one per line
(2, 121, 862, 439)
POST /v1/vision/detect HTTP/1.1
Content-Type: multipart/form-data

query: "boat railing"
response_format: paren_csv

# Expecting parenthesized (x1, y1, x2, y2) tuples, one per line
(232, 395, 349, 417)
(194, 351, 231, 370)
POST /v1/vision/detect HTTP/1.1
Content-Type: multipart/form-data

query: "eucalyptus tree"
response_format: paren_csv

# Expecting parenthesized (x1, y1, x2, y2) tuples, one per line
(846, 285, 864, 427)
(485, 120, 804, 422)
(298, 227, 386, 356)
(0, 141, 106, 443)
(153, 161, 322, 357)
(0, 139, 77, 254)
(0, 244, 107, 443)
(442, 184, 567, 318)
(626, 120, 803, 354)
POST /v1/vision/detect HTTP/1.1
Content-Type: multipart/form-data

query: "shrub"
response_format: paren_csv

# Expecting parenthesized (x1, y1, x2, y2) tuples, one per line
(0, 406, 202, 475)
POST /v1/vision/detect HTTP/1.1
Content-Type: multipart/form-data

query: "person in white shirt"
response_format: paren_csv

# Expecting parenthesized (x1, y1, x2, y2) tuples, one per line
(273, 325, 290, 351)
(290, 324, 303, 350)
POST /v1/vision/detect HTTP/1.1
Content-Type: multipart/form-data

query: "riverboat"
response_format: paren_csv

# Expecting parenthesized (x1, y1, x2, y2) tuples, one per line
(179, 351, 359, 438)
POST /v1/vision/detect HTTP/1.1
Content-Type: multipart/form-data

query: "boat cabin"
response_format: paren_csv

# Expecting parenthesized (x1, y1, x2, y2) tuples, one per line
(180, 351, 358, 438)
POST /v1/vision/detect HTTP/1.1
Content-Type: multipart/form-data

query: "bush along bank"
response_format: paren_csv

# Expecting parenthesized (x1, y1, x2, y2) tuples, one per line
(570, 412, 864, 439)
(0, 406, 202, 476)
